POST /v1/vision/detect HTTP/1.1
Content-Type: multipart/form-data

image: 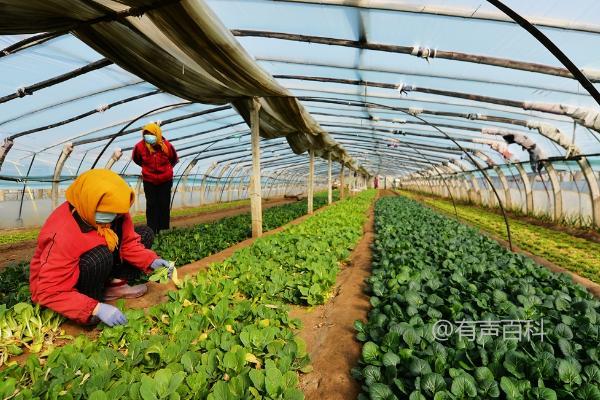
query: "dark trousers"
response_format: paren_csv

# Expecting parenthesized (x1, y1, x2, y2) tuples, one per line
(143, 180, 172, 234)
(76, 225, 154, 301)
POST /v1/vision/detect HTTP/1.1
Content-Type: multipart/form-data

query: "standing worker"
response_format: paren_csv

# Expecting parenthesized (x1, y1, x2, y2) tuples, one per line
(132, 122, 179, 234)
(30, 169, 174, 327)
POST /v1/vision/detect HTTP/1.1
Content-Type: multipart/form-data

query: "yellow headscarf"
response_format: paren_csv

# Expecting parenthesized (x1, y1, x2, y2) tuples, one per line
(65, 169, 134, 252)
(143, 123, 170, 155)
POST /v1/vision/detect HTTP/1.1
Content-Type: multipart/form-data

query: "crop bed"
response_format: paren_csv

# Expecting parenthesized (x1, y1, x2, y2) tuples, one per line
(354, 196, 600, 399)
(403, 192, 600, 285)
(0, 192, 337, 370)
(1, 190, 375, 399)
(154, 192, 336, 266)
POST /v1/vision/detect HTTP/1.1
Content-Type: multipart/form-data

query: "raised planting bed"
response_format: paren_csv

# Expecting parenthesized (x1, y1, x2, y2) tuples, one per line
(153, 191, 337, 267)
(354, 196, 600, 399)
(0, 192, 337, 368)
(405, 192, 600, 286)
(0, 190, 375, 399)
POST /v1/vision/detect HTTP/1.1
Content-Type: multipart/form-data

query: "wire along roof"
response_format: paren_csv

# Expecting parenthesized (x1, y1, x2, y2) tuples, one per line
(0, 0, 600, 181)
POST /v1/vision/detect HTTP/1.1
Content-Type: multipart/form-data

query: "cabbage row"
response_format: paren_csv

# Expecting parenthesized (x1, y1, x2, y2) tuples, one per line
(0, 192, 338, 367)
(1, 190, 374, 399)
(354, 196, 600, 399)
(154, 191, 337, 266)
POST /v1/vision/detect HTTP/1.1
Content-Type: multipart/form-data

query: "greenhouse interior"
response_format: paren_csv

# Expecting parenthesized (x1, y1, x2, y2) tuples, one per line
(1, 0, 600, 399)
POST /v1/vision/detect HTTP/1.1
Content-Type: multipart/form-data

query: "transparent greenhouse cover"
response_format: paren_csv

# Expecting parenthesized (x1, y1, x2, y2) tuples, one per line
(0, 0, 600, 183)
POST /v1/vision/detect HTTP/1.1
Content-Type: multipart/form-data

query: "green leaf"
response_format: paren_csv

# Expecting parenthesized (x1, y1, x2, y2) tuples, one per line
(369, 383, 395, 400)
(409, 358, 432, 376)
(450, 374, 477, 398)
(249, 369, 265, 391)
(500, 377, 529, 399)
(529, 387, 557, 400)
(558, 358, 582, 386)
(420, 373, 446, 396)
(478, 379, 500, 398)
(403, 327, 421, 348)
(211, 381, 231, 400)
(363, 365, 382, 385)
(362, 342, 380, 364)
(382, 352, 400, 367)
(409, 391, 427, 400)
(474, 367, 494, 383)
(88, 391, 109, 400)
(265, 363, 284, 396)
(575, 384, 600, 400)
(554, 323, 573, 340)
(139, 375, 158, 400)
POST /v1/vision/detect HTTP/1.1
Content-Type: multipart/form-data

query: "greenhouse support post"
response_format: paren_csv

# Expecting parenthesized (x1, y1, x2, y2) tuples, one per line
(514, 164, 534, 214)
(212, 163, 232, 204)
(236, 167, 250, 199)
(339, 163, 345, 199)
(199, 163, 218, 206)
(134, 176, 143, 213)
(180, 159, 198, 207)
(51, 142, 74, 210)
(308, 149, 314, 214)
(104, 148, 123, 170)
(327, 153, 332, 204)
(494, 166, 513, 210)
(250, 98, 263, 237)
(544, 162, 563, 221)
(578, 158, 600, 227)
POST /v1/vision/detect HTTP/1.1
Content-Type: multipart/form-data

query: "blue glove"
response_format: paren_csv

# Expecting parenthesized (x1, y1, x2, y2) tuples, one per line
(150, 258, 174, 278)
(95, 303, 127, 327)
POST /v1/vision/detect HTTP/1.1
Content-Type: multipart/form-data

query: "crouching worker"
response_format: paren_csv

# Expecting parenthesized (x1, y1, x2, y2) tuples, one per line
(29, 169, 174, 327)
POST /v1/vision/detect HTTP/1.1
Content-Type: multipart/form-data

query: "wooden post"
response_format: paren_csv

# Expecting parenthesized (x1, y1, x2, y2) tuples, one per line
(308, 149, 315, 214)
(339, 163, 345, 200)
(327, 153, 333, 204)
(250, 98, 263, 237)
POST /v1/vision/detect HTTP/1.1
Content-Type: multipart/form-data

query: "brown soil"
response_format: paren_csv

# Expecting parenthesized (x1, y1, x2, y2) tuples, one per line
(293, 204, 375, 400)
(0, 197, 295, 270)
(291, 191, 385, 400)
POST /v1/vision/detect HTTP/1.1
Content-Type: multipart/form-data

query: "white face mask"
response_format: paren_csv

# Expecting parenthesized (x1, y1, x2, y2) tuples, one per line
(144, 134, 157, 145)
(95, 211, 117, 224)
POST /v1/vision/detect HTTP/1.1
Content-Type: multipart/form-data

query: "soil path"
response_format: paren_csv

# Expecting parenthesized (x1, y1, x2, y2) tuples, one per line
(0, 197, 294, 270)
(293, 192, 382, 400)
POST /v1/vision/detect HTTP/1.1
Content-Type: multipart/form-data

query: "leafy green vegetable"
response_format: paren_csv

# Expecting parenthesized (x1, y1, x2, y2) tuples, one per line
(355, 196, 600, 399)
(1, 190, 375, 399)
(148, 267, 170, 284)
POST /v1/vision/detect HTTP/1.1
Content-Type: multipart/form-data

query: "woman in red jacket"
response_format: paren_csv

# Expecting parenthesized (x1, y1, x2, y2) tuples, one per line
(29, 169, 173, 327)
(132, 123, 178, 234)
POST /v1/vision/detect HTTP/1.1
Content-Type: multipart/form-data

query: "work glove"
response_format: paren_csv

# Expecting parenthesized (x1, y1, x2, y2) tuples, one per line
(150, 258, 174, 278)
(94, 303, 127, 327)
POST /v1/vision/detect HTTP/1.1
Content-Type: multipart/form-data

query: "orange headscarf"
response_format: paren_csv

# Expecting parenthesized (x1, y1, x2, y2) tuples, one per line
(65, 169, 134, 251)
(143, 123, 170, 156)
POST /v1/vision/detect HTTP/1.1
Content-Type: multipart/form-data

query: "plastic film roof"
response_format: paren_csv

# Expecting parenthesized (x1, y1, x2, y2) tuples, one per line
(1, 0, 600, 181)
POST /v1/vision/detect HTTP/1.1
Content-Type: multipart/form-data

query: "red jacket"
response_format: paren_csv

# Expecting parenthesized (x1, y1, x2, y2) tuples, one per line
(29, 202, 157, 324)
(132, 139, 178, 185)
